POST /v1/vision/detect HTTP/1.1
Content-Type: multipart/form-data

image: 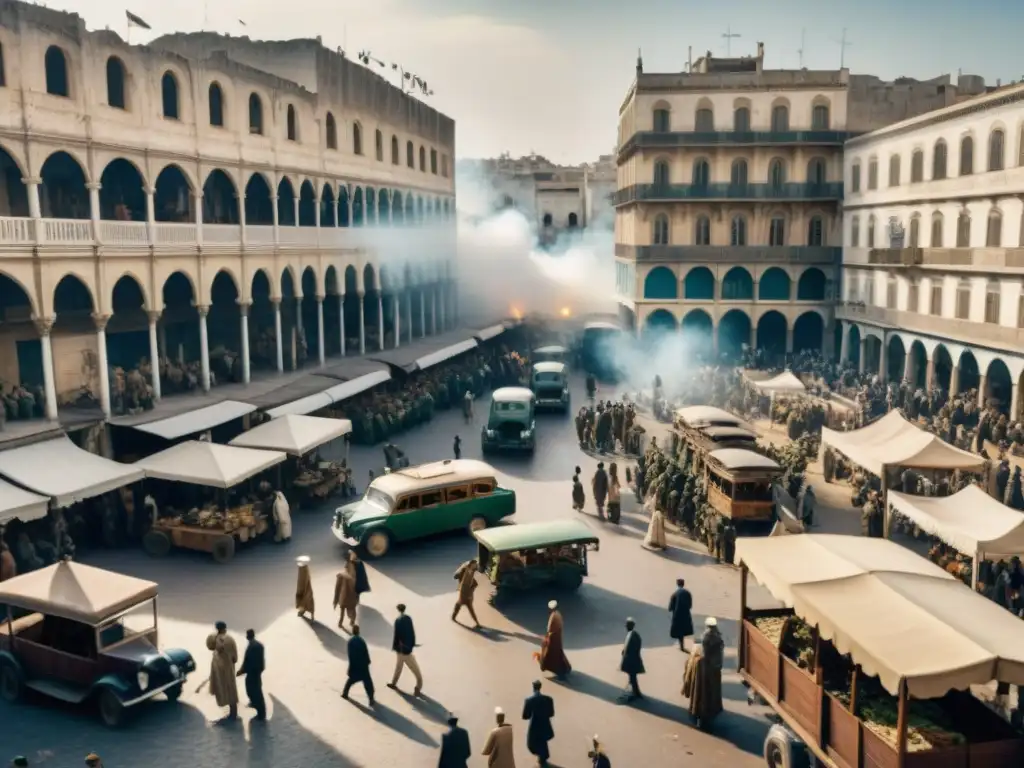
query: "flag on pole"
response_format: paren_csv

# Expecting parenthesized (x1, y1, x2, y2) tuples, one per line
(125, 10, 151, 30)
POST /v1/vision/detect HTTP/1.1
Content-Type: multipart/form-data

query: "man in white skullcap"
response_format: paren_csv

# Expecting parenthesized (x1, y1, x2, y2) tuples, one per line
(481, 706, 516, 767)
(588, 735, 612, 767)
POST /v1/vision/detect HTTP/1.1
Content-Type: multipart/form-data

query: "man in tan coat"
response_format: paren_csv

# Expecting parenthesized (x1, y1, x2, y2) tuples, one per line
(451, 558, 481, 629)
(481, 706, 516, 768)
(333, 564, 358, 632)
(205, 621, 239, 721)
(295, 555, 315, 620)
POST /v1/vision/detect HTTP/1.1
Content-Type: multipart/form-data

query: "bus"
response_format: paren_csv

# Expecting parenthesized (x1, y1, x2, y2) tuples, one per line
(580, 321, 623, 381)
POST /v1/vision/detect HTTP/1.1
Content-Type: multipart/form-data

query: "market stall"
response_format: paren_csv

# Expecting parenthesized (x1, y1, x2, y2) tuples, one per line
(229, 414, 353, 505)
(887, 486, 1024, 588)
(134, 441, 287, 563)
(130, 400, 257, 441)
(0, 479, 49, 527)
(750, 370, 807, 396)
(370, 330, 479, 375)
(736, 534, 1024, 768)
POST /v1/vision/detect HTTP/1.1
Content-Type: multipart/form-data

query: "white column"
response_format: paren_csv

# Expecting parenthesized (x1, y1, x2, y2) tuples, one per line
(147, 311, 162, 401)
(194, 191, 204, 246)
(419, 289, 426, 337)
(35, 316, 58, 420)
(1012, 383, 1021, 421)
(198, 305, 211, 392)
(316, 296, 326, 365)
(858, 338, 867, 375)
(358, 293, 366, 355)
(925, 358, 935, 391)
(271, 194, 280, 245)
(144, 187, 156, 244)
(93, 314, 112, 417)
(273, 299, 284, 373)
(339, 292, 347, 356)
(393, 294, 401, 349)
(838, 321, 849, 363)
(438, 284, 447, 331)
(293, 197, 300, 226)
(87, 182, 101, 242)
(239, 303, 251, 384)
(405, 291, 413, 343)
(24, 177, 41, 219)
(238, 193, 247, 246)
(430, 287, 437, 335)
(978, 375, 988, 408)
(377, 293, 384, 351)
(878, 336, 888, 382)
(785, 326, 794, 354)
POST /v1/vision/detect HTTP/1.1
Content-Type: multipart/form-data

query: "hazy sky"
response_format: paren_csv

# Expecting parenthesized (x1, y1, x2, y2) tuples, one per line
(53, 0, 1024, 164)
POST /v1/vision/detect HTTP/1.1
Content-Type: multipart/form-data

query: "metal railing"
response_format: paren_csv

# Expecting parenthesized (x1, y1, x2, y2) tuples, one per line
(615, 182, 844, 204)
(618, 244, 841, 263)
(619, 129, 853, 157)
(836, 302, 1024, 352)
(865, 247, 1024, 270)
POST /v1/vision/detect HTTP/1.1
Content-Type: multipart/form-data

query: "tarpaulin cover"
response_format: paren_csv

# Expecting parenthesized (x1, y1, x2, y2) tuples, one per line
(0, 478, 50, 525)
(134, 441, 286, 488)
(230, 415, 352, 456)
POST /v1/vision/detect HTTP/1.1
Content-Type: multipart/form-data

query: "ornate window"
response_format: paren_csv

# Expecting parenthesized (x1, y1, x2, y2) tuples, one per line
(910, 150, 924, 182)
(931, 213, 944, 247)
(960, 136, 974, 175)
(888, 155, 901, 186)
(694, 215, 710, 245)
(988, 128, 1005, 171)
(986, 209, 1003, 247)
(769, 216, 785, 246)
(956, 211, 971, 247)
(730, 215, 747, 246)
(653, 213, 670, 245)
(985, 282, 1001, 324)
(932, 140, 947, 179)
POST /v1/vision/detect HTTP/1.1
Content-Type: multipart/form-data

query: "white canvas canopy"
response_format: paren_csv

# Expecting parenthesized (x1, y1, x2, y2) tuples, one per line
(674, 405, 745, 428)
(415, 338, 478, 371)
(473, 324, 506, 342)
(751, 371, 807, 395)
(132, 400, 256, 439)
(737, 534, 1024, 698)
(888, 486, 1024, 561)
(0, 436, 143, 508)
(820, 409, 986, 476)
(134, 441, 286, 488)
(264, 369, 391, 419)
(0, 478, 50, 525)
(229, 415, 352, 456)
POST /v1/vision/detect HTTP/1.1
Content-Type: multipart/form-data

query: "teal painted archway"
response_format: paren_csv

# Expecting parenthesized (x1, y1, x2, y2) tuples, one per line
(684, 267, 714, 300)
(644, 266, 678, 300)
(758, 268, 791, 301)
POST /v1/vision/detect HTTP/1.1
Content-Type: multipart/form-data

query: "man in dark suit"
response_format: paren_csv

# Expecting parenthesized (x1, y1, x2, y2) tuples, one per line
(437, 712, 472, 768)
(387, 603, 423, 695)
(522, 679, 555, 766)
(342, 624, 375, 705)
(236, 628, 266, 720)
(668, 578, 694, 652)
(619, 617, 645, 702)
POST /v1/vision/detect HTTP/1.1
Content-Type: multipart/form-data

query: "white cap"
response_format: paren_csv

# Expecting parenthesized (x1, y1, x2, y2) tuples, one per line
(548, 600, 558, 610)
(705, 616, 718, 628)
(296, 555, 311, 565)
(495, 707, 504, 716)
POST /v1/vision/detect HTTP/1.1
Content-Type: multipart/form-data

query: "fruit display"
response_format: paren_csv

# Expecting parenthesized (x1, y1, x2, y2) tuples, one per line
(159, 504, 259, 533)
(753, 615, 787, 646)
(752, 614, 815, 669)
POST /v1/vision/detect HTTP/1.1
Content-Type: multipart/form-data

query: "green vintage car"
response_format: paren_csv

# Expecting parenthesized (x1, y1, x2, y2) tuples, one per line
(533, 345, 568, 365)
(531, 361, 570, 413)
(332, 459, 516, 558)
(474, 519, 600, 600)
(482, 387, 536, 454)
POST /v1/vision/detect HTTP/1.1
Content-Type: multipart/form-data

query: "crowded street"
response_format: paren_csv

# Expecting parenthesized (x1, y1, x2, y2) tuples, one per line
(3, 374, 774, 767)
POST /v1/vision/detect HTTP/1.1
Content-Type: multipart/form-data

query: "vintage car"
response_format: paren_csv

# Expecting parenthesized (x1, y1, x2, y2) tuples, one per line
(531, 361, 570, 413)
(0, 560, 195, 727)
(474, 519, 599, 601)
(332, 459, 516, 558)
(482, 387, 536, 453)
(532, 345, 568, 365)
(704, 447, 782, 530)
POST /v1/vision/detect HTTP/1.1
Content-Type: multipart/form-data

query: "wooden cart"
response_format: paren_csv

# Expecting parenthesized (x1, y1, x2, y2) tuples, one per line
(142, 511, 268, 564)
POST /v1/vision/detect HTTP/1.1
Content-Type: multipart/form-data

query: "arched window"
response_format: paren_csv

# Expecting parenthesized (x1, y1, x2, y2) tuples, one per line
(910, 150, 924, 182)
(908, 215, 920, 247)
(733, 107, 750, 132)
(694, 215, 710, 245)
(208, 82, 224, 126)
(887, 273, 898, 309)
(867, 215, 876, 248)
(932, 140, 947, 179)
(106, 57, 126, 109)
(391, 136, 399, 164)
(161, 71, 179, 120)
(960, 136, 974, 175)
(406, 141, 414, 168)
(956, 210, 971, 247)
(771, 105, 789, 132)
(691, 158, 710, 188)
(730, 215, 747, 246)
(653, 213, 670, 245)
(985, 281, 1001, 324)
(769, 216, 785, 246)
(931, 213, 944, 247)
(811, 104, 830, 130)
(653, 108, 670, 132)
(353, 123, 363, 155)
(851, 163, 861, 193)
(419, 146, 426, 171)
(430, 148, 438, 174)
(986, 209, 1002, 246)
(988, 128, 1005, 171)
(930, 280, 943, 315)
(325, 112, 337, 149)
(807, 158, 825, 186)
(955, 278, 971, 319)
(286, 104, 297, 141)
(867, 157, 878, 190)
(375, 130, 384, 161)
(907, 277, 919, 312)
(44, 46, 69, 97)
(851, 216, 860, 247)
(695, 108, 714, 132)
(248, 93, 263, 135)
(768, 158, 786, 188)
(730, 158, 748, 187)
(807, 216, 824, 246)
(653, 160, 670, 186)
(888, 155, 901, 186)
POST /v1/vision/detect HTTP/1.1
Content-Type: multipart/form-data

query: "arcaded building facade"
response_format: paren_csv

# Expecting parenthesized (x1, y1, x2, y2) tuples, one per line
(0, 1, 456, 422)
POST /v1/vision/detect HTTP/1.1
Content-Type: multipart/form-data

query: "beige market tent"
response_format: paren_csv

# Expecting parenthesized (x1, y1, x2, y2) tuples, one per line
(134, 441, 287, 489)
(736, 534, 1024, 698)
(0, 478, 50, 525)
(674, 405, 747, 428)
(820, 409, 986, 477)
(751, 371, 807, 395)
(229, 414, 352, 457)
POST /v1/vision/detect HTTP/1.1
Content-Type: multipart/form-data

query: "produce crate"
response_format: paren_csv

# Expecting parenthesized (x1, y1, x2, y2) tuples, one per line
(742, 612, 789, 701)
(826, 690, 860, 768)
(780, 655, 821, 744)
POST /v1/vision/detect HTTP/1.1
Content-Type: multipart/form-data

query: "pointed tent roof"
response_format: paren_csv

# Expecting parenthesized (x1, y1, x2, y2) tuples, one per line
(134, 441, 287, 488)
(229, 414, 352, 456)
(751, 371, 807, 395)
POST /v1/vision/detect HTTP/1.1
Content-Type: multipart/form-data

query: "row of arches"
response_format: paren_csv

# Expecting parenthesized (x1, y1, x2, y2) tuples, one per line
(653, 157, 829, 187)
(849, 206, 1016, 249)
(650, 99, 832, 133)
(643, 266, 828, 302)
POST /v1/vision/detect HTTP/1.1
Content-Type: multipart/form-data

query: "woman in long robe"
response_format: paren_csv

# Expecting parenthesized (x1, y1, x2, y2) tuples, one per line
(682, 617, 724, 730)
(643, 496, 667, 550)
(538, 601, 571, 678)
(607, 463, 622, 524)
(295, 556, 315, 620)
(273, 491, 292, 543)
(206, 623, 239, 720)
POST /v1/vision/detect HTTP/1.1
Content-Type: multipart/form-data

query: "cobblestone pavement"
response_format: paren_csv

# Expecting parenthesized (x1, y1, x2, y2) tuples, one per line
(3, 377, 779, 767)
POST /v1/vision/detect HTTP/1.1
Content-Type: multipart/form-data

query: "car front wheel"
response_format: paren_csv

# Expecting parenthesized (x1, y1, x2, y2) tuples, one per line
(363, 530, 391, 559)
(98, 688, 125, 727)
(0, 660, 23, 703)
(468, 516, 488, 534)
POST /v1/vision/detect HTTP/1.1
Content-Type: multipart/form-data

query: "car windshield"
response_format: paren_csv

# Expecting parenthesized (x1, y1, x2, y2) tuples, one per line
(494, 401, 528, 412)
(97, 598, 156, 651)
(363, 487, 394, 512)
(534, 373, 562, 383)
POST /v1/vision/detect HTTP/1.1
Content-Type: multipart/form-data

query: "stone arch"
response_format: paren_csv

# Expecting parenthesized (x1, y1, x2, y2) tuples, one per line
(847, 324, 862, 369)
(797, 267, 827, 300)
(984, 358, 1013, 413)
(684, 266, 715, 300)
(644, 309, 677, 338)
(392, 190, 404, 225)
(52, 273, 95, 321)
(353, 187, 365, 227)
(906, 340, 928, 388)
(886, 334, 907, 381)
(202, 168, 238, 224)
(110, 273, 148, 316)
(932, 343, 953, 391)
(770, 96, 791, 131)
(299, 180, 316, 227)
(245, 172, 274, 226)
(643, 266, 677, 300)
(280, 266, 298, 299)
(718, 309, 751, 360)
(161, 270, 197, 311)
(793, 310, 824, 353)
(378, 188, 390, 223)
(338, 185, 350, 227)
(277, 176, 297, 226)
(251, 268, 273, 303)
(758, 267, 791, 301)
(362, 263, 377, 294)
(40, 150, 89, 219)
(321, 184, 337, 227)
(210, 268, 240, 302)
(301, 265, 319, 298)
(957, 349, 980, 392)
(721, 266, 753, 300)
(756, 310, 787, 358)
(0, 143, 28, 217)
(98, 158, 146, 221)
(154, 164, 193, 223)
(681, 309, 713, 356)
(0, 270, 35, 315)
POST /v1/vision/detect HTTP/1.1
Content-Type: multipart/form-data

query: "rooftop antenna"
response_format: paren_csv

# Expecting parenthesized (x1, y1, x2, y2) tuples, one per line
(722, 26, 741, 57)
(838, 27, 852, 69)
(797, 28, 806, 68)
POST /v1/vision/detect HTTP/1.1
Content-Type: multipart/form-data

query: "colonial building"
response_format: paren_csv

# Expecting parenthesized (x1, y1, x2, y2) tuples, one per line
(838, 82, 1024, 419)
(0, 0, 456, 425)
(614, 44, 845, 360)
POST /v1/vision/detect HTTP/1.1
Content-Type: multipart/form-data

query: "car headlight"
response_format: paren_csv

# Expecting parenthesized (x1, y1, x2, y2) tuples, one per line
(169, 664, 180, 679)
(137, 670, 150, 690)
(520, 429, 532, 439)
(486, 429, 496, 437)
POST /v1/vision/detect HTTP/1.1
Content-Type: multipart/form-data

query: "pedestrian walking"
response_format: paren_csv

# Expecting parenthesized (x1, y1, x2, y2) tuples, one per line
(537, 600, 571, 678)
(452, 559, 481, 628)
(333, 559, 358, 632)
(683, 616, 725, 731)
(571, 468, 585, 511)
(272, 490, 292, 542)
(481, 707, 516, 768)
(618, 617, 644, 702)
(295, 555, 315, 621)
(236, 628, 266, 721)
(453, 434, 462, 460)
(522, 680, 555, 766)
(388, 603, 423, 695)
(438, 712, 472, 768)
(205, 621, 239, 721)
(607, 462, 622, 524)
(592, 462, 608, 518)
(588, 737, 612, 768)
(342, 625, 375, 705)
(668, 578, 694, 652)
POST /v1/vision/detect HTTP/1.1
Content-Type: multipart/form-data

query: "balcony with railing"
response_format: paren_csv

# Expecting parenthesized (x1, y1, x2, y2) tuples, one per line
(618, 129, 854, 159)
(860, 248, 1024, 271)
(615, 182, 844, 205)
(616, 244, 841, 264)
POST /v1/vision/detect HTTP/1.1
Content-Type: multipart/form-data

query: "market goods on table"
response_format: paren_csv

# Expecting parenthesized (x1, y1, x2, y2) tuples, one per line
(753, 614, 815, 669)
